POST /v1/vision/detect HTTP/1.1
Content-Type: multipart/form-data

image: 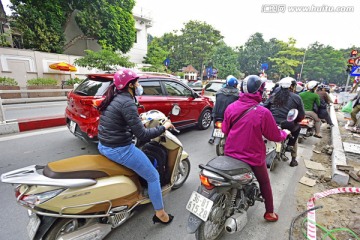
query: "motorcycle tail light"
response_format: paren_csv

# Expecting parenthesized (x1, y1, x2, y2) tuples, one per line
(232, 172, 253, 184)
(215, 121, 222, 128)
(300, 119, 309, 125)
(200, 175, 214, 190)
(18, 189, 64, 206)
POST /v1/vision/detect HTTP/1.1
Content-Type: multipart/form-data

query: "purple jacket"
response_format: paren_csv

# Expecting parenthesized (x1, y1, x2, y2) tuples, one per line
(222, 92, 288, 167)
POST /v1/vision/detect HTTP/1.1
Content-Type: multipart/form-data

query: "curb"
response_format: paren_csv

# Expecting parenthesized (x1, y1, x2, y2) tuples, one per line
(0, 115, 67, 135)
(330, 105, 349, 186)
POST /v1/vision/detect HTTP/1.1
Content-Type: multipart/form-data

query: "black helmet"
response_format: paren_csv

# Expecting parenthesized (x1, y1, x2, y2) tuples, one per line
(241, 75, 265, 94)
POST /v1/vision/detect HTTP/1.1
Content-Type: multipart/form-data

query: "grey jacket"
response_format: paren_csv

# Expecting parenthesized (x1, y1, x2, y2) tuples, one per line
(98, 92, 165, 147)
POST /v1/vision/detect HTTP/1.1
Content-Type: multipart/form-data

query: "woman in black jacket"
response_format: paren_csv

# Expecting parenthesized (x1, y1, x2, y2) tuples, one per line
(97, 68, 174, 225)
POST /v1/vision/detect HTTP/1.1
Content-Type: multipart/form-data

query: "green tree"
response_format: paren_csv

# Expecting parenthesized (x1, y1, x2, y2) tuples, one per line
(10, 0, 136, 53)
(268, 38, 304, 79)
(301, 42, 346, 84)
(177, 21, 223, 79)
(143, 38, 169, 72)
(210, 41, 241, 79)
(74, 49, 134, 72)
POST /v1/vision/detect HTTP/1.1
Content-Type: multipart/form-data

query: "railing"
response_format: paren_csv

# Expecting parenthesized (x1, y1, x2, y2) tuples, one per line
(0, 89, 72, 123)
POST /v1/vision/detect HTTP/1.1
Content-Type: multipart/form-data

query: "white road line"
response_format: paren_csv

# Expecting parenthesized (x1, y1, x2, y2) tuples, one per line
(0, 127, 68, 142)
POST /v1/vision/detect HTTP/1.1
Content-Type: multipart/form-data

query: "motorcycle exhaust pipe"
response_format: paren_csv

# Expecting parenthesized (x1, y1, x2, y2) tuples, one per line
(224, 212, 248, 234)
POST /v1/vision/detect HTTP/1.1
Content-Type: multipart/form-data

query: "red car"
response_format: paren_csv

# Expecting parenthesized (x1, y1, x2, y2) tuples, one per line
(65, 72, 214, 142)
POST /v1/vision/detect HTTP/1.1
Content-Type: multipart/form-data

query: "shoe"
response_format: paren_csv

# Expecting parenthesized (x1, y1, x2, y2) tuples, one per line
(348, 123, 355, 127)
(290, 159, 298, 167)
(327, 124, 334, 129)
(264, 212, 278, 222)
(152, 214, 174, 225)
(313, 134, 322, 138)
(208, 139, 214, 144)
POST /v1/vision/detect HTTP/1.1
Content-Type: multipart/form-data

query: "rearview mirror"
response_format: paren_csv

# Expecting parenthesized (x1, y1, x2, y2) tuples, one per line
(287, 109, 299, 122)
(171, 104, 181, 116)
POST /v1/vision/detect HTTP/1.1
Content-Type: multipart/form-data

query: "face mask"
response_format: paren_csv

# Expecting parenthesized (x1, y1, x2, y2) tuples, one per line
(135, 85, 143, 96)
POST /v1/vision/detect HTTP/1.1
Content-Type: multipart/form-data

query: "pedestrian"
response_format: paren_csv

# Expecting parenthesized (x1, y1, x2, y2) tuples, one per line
(97, 68, 174, 225)
(349, 90, 360, 127)
(263, 77, 305, 167)
(299, 80, 322, 138)
(350, 76, 360, 93)
(222, 75, 291, 222)
(208, 75, 239, 144)
(316, 85, 334, 128)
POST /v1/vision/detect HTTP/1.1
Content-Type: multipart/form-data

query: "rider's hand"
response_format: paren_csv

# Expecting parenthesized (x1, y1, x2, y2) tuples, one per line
(163, 122, 174, 130)
(283, 129, 291, 136)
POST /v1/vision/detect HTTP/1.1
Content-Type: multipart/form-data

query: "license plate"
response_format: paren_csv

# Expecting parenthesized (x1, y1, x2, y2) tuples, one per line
(27, 214, 40, 240)
(300, 128, 307, 134)
(186, 191, 214, 221)
(69, 121, 77, 133)
(212, 128, 224, 138)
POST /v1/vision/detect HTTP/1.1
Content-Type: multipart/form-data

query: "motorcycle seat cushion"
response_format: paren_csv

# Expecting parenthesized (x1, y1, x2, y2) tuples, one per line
(207, 156, 252, 175)
(43, 155, 136, 179)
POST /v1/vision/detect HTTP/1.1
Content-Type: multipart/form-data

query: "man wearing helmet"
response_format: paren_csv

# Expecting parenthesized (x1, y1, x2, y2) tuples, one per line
(263, 77, 305, 167)
(299, 80, 322, 138)
(97, 68, 175, 225)
(208, 75, 239, 144)
(222, 75, 291, 222)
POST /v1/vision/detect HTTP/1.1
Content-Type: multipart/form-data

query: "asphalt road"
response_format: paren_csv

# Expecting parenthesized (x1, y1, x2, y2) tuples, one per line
(0, 126, 318, 240)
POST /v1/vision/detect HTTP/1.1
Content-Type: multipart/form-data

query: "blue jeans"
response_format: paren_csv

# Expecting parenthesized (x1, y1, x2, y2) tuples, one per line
(98, 142, 164, 210)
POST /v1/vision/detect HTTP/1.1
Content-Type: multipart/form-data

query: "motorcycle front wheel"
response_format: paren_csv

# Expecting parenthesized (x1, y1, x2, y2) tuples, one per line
(195, 193, 230, 240)
(172, 158, 191, 190)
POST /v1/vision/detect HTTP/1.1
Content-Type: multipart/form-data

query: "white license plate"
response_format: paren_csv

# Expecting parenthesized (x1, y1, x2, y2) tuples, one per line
(186, 191, 214, 221)
(212, 128, 224, 138)
(69, 121, 77, 133)
(27, 214, 40, 240)
(300, 128, 307, 134)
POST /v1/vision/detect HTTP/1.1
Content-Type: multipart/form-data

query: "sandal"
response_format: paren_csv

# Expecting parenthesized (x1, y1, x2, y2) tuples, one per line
(264, 212, 278, 222)
(313, 134, 322, 138)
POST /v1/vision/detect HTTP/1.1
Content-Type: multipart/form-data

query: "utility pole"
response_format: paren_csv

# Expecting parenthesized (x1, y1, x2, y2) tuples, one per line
(299, 48, 307, 81)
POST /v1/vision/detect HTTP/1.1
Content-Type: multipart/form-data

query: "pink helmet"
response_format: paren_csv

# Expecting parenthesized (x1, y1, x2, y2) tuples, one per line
(113, 68, 139, 90)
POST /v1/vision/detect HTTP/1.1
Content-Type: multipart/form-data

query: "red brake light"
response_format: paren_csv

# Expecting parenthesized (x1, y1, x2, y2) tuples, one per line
(215, 121, 222, 128)
(200, 175, 214, 190)
(300, 119, 309, 125)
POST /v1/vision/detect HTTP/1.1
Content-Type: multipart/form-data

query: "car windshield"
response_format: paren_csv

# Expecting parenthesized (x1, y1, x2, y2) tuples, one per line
(74, 78, 112, 96)
(204, 82, 224, 92)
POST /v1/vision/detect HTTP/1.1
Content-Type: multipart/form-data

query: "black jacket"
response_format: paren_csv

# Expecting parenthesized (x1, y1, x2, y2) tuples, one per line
(98, 92, 165, 147)
(212, 86, 239, 120)
(263, 91, 305, 125)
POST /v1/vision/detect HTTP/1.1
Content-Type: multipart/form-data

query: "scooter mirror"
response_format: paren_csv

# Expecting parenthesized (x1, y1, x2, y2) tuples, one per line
(171, 104, 181, 116)
(287, 109, 298, 122)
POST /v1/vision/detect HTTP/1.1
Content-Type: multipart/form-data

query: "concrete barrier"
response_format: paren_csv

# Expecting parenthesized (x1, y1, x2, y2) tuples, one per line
(330, 105, 349, 186)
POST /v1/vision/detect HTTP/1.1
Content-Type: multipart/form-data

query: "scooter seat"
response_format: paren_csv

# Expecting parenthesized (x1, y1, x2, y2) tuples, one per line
(43, 155, 136, 179)
(206, 156, 252, 176)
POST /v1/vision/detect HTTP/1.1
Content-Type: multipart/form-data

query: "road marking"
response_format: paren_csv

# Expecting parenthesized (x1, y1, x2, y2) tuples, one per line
(0, 127, 68, 142)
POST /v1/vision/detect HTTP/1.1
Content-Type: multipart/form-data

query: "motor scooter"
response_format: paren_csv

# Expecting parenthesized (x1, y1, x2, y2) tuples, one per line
(298, 114, 315, 143)
(1, 106, 190, 240)
(211, 119, 226, 156)
(186, 110, 297, 240)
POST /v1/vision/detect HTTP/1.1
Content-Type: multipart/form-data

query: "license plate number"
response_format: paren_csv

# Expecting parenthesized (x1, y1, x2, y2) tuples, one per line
(300, 128, 307, 134)
(27, 214, 40, 240)
(186, 191, 214, 221)
(69, 121, 77, 133)
(212, 128, 224, 138)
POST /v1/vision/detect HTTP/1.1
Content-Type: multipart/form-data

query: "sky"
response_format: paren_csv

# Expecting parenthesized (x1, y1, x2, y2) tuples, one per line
(2, 0, 359, 50)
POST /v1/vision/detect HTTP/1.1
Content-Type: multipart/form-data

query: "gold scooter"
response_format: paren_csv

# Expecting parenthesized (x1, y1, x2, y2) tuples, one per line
(1, 106, 190, 240)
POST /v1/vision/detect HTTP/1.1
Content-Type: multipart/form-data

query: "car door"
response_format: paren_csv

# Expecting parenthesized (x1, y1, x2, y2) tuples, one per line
(137, 80, 167, 115)
(162, 80, 199, 127)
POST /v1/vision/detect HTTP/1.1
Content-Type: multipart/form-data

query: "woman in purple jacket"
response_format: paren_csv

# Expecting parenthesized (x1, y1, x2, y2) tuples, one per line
(222, 75, 290, 222)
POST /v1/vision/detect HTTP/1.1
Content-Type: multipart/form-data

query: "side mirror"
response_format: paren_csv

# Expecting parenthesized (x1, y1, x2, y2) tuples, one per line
(171, 104, 181, 116)
(287, 109, 299, 122)
(73, 83, 79, 90)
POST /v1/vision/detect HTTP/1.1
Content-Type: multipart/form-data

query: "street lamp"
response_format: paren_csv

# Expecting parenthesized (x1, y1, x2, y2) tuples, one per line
(299, 47, 308, 81)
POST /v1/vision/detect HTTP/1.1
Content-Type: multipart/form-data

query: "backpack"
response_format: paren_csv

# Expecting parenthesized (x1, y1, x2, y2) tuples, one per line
(140, 141, 170, 187)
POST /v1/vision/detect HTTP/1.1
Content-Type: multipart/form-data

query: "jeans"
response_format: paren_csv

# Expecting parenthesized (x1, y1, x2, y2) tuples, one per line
(98, 142, 164, 210)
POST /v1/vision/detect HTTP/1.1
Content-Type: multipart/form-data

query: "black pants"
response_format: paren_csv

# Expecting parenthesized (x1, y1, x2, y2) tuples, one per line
(280, 122, 300, 146)
(318, 108, 333, 125)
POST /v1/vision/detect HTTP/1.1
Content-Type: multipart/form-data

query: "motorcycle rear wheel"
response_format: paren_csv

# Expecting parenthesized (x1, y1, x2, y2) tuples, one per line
(215, 138, 225, 156)
(44, 218, 82, 240)
(195, 193, 230, 240)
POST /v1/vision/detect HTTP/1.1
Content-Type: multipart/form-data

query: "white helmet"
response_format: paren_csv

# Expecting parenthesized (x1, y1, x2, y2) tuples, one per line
(307, 80, 319, 90)
(278, 77, 296, 89)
